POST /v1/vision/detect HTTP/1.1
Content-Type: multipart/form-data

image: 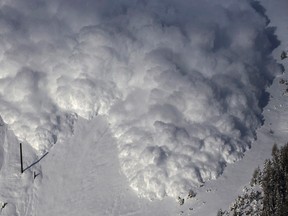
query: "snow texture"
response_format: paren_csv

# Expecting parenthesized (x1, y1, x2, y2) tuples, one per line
(0, 0, 282, 199)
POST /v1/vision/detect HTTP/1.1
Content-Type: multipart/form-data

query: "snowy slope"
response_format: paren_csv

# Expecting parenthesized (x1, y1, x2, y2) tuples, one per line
(0, 119, 40, 216)
(34, 116, 177, 216)
(0, 116, 179, 216)
(0, 0, 287, 216)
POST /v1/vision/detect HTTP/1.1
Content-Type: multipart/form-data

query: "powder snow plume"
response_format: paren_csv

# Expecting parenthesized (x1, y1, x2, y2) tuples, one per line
(0, 0, 282, 199)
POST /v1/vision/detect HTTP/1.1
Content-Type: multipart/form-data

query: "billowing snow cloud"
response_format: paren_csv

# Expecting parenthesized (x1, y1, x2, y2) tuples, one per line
(0, 0, 282, 199)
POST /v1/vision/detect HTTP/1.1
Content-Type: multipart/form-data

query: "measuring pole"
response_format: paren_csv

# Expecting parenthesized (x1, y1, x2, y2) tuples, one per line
(20, 143, 23, 173)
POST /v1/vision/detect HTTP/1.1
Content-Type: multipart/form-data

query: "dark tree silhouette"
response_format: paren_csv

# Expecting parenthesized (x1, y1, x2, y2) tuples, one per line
(261, 143, 288, 216)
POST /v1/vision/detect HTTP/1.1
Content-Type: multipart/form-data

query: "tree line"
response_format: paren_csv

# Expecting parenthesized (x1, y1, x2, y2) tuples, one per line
(217, 143, 288, 216)
(260, 143, 288, 216)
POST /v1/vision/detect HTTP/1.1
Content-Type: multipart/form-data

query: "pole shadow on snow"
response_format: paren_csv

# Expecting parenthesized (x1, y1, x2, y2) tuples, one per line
(23, 152, 49, 173)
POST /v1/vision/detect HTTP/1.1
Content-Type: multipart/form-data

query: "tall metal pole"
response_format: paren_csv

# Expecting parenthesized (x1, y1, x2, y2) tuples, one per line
(20, 143, 23, 173)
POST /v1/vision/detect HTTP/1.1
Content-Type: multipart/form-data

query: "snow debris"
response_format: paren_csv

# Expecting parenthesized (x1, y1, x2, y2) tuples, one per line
(178, 196, 185, 206)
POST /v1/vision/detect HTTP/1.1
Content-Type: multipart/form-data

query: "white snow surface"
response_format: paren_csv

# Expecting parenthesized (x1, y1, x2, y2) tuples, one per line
(0, 0, 287, 215)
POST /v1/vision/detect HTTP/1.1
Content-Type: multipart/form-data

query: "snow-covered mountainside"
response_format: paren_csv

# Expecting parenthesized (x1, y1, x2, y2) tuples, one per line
(0, 0, 287, 215)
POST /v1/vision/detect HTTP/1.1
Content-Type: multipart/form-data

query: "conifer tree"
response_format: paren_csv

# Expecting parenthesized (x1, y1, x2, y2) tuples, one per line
(220, 143, 288, 216)
(251, 166, 261, 186)
(261, 159, 274, 216)
(261, 143, 288, 215)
